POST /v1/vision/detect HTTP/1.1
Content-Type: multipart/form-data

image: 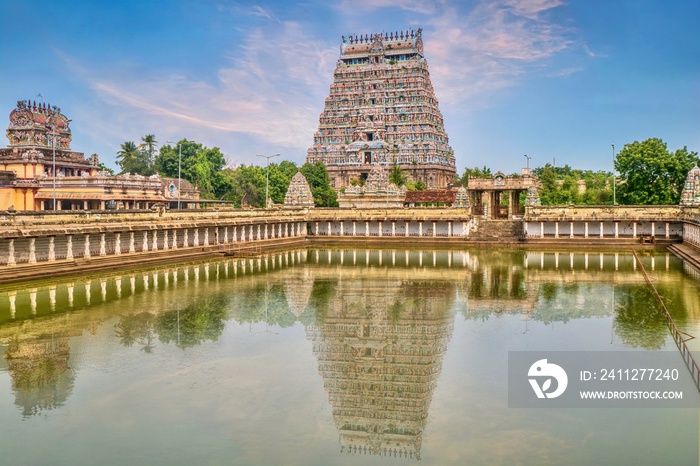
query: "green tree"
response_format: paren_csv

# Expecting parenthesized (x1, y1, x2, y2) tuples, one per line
(138, 134, 158, 169)
(388, 163, 407, 187)
(116, 141, 150, 175)
(460, 166, 492, 186)
(615, 138, 699, 205)
(97, 163, 114, 175)
(156, 139, 227, 199)
(300, 161, 338, 207)
(220, 165, 267, 207)
(268, 161, 299, 204)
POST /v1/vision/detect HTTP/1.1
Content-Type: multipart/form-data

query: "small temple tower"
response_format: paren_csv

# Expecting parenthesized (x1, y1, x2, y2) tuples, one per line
(525, 185, 541, 206)
(680, 165, 700, 206)
(284, 171, 315, 208)
(338, 164, 406, 208)
(306, 29, 456, 190)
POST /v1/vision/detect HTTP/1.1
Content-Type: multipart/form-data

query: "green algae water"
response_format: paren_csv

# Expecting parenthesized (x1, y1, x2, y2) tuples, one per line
(0, 249, 698, 465)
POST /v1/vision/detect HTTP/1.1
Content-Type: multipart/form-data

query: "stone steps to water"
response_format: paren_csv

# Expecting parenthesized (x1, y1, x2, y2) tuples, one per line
(469, 220, 523, 241)
(668, 243, 700, 272)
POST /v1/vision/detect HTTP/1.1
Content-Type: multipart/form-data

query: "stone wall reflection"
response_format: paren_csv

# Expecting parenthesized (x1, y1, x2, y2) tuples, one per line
(304, 276, 455, 460)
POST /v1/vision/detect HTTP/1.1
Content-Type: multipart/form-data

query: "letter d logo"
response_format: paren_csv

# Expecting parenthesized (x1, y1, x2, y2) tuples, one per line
(528, 359, 568, 399)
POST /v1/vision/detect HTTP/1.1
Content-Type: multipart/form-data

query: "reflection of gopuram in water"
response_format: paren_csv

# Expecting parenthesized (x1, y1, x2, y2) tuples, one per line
(1, 248, 697, 419)
(304, 273, 455, 460)
(4, 335, 75, 417)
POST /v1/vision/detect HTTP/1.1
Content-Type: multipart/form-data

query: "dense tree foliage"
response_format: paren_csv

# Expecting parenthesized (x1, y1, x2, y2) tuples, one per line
(459, 166, 493, 186)
(216, 160, 336, 207)
(300, 161, 339, 207)
(404, 180, 426, 190)
(533, 164, 613, 206)
(156, 139, 227, 199)
(116, 141, 153, 175)
(614, 138, 699, 205)
(116, 135, 158, 176)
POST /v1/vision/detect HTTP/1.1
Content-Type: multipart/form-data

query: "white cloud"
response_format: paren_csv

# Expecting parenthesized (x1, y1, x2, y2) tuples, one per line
(250, 5, 280, 23)
(502, 0, 564, 20)
(424, 1, 571, 105)
(67, 0, 572, 166)
(72, 21, 337, 164)
(338, 0, 441, 15)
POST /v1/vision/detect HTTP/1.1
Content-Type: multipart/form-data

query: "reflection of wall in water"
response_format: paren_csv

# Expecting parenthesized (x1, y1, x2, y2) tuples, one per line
(305, 279, 455, 460)
(4, 336, 74, 417)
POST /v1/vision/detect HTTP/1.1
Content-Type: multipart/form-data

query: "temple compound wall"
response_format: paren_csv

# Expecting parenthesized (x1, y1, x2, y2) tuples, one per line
(522, 205, 699, 247)
(0, 210, 309, 273)
(306, 29, 456, 189)
(0, 204, 698, 281)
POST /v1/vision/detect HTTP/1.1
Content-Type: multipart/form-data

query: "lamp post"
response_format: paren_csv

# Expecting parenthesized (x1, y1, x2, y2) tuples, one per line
(167, 141, 182, 209)
(612, 144, 616, 206)
(52, 128, 56, 211)
(524, 154, 531, 169)
(256, 153, 280, 208)
(46, 115, 57, 211)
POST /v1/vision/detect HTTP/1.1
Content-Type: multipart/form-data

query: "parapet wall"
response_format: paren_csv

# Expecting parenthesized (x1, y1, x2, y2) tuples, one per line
(524, 205, 686, 222)
(0, 205, 698, 283)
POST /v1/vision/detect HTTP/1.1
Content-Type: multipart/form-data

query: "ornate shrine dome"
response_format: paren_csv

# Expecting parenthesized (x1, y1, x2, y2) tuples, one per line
(7, 99, 72, 149)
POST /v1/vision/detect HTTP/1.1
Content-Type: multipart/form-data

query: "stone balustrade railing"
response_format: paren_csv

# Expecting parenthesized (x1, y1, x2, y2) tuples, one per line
(524, 205, 687, 222)
(0, 208, 310, 238)
(307, 207, 471, 222)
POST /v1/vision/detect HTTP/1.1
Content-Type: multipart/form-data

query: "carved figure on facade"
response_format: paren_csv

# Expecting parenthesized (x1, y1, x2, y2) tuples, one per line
(21, 149, 44, 162)
(525, 185, 541, 205)
(493, 171, 506, 187)
(455, 186, 469, 208)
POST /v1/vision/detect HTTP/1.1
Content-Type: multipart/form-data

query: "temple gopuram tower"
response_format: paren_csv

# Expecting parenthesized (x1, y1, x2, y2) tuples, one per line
(307, 29, 456, 189)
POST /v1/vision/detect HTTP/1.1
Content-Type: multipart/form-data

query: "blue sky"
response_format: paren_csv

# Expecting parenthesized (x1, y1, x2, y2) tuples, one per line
(1, 0, 698, 175)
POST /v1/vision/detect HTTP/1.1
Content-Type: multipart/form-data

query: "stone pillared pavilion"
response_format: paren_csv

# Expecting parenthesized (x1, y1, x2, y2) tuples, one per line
(306, 29, 456, 190)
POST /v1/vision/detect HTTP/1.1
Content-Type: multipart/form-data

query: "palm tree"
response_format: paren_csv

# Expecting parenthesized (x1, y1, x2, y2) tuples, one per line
(139, 134, 158, 169)
(116, 141, 140, 174)
(389, 163, 407, 187)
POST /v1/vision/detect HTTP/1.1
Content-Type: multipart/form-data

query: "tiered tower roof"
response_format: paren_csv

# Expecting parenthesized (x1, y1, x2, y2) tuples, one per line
(284, 171, 315, 208)
(307, 29, 456, 189)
